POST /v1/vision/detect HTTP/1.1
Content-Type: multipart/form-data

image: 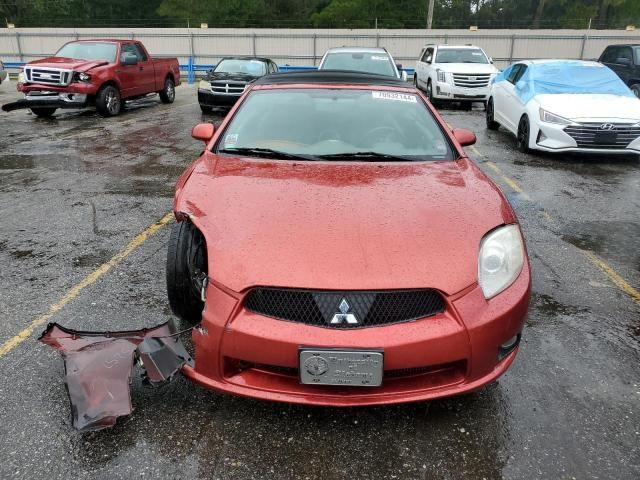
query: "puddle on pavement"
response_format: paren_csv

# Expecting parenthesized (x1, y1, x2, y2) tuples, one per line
(561, 220, 640, 272)
(73, 249, 113, 267)
(528, 293, 591, 327)
(0, 155, 36, 170)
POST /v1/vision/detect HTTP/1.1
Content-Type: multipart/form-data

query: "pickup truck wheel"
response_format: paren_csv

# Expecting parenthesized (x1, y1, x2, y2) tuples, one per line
(30, 108, 57, 118)
(159, 77, 175, 104)
(96, 85, 122, 117)
(166, 221, 207, 326)
(631, 84, 640, 98)
(486, 98, 500, 130)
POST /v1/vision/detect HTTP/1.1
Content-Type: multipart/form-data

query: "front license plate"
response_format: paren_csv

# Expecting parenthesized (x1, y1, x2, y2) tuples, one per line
(594, 131, 617, 145)
(299, 349, 383, 387)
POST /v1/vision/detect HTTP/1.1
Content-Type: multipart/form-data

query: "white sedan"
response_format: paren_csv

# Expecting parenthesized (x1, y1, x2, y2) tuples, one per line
(486, 59, 640, 155)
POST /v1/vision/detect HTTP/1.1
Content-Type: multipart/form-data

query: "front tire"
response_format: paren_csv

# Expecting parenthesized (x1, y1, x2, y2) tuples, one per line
(517, 115, 531, 153)
(159, 77, 175, 104)
(96, 85, 122, 117)
(631, 83, 640, 98)
(486, 98, 499, 130)
(30, 107, 57, 118)
(426, 79, 437, 106)
(166, 221, 207, 326)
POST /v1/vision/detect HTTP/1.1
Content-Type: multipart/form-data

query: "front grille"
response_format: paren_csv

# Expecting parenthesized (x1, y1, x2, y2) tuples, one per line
(563, 123, 640, 149)
(24, 66, 72, 86)
(244, 288, 445, 328)
(452, 73, 491, 88)
(211, 82, 246, 94)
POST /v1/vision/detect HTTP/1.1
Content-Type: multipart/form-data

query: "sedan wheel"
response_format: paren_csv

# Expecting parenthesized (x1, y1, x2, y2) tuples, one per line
(631, 84, 640, 98)
(517, 116, 531, 153)
(486, 99, 499, 130)
(166, 221, 207, 326)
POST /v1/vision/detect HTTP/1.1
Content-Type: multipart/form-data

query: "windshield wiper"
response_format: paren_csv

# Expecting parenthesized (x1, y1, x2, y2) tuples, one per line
(219, 147, 320, 161)
(319, 152, 412, 162)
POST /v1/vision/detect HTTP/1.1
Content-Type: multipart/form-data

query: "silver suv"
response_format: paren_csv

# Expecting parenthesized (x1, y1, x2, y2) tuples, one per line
(319, 47, 408, 81)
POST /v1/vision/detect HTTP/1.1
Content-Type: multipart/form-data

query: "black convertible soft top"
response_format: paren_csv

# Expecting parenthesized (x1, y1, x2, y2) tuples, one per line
(253, 70, 407, 87)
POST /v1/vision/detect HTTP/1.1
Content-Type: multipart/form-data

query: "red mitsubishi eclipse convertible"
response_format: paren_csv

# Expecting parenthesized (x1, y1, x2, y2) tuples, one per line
(167, 71, 531, 406)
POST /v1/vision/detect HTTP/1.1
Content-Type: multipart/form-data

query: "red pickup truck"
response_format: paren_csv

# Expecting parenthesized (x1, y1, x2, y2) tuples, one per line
(2, 39, 180, 117)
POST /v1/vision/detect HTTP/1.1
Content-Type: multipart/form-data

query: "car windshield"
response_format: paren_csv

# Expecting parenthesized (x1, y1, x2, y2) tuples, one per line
(436, 48, 488, 64)
(217, 88, 453, 161)
(215, 59, 266, 76)
(321, 52, 397, 77)
(55, 42, 118, 63)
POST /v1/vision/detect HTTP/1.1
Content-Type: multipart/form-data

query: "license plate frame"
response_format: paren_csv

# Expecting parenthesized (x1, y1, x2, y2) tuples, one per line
(299, 348, 383, 387)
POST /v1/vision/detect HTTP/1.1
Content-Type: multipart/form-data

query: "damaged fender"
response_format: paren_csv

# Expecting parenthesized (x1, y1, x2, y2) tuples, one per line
(39, 322, 191, 432)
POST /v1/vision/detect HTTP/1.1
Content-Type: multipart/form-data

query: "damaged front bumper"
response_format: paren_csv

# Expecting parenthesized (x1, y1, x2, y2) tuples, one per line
(39, 322, 192, 432)
(2, 91, 89, 112)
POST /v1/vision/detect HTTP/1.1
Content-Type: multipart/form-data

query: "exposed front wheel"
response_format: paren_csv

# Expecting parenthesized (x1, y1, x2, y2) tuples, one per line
(95, 85, 122, 117)
(166, 221, 208, 327)
(426, 79, 437, 106)
(159, 77, 175, 104)
(517, 115, 531, 153)
(631, 84, 640, 98)
(486, 98, 500, 130)
(30, 108, 57, 118)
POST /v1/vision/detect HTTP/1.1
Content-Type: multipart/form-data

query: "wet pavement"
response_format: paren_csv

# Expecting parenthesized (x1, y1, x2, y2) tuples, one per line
(0, 83, 638, 479)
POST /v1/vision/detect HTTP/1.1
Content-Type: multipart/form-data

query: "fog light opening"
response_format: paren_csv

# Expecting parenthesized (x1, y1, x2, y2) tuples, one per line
(498, 333, 521, 361)
(536, 129, 546, 144)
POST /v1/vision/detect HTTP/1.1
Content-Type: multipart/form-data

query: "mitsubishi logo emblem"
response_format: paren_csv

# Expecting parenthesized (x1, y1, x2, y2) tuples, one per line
(599, 123, 615, 130)
(330, 299, 359, 325)
(225, 83, 229, 93)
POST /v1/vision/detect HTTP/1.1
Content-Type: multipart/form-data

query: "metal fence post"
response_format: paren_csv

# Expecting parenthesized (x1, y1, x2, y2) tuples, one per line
(508, 35, 516, 63)
(579, 34, 587, 59)
(188, 31, 195, 84)
(15, 31, 23, 62)
(312, 33, 317, 66)
(252, 33, 257, 56)
(444, 33, 448, 45)
(376, 32, 380, 47)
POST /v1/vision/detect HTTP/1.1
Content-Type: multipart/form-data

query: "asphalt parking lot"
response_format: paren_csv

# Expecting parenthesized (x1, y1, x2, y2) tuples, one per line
(0, 81, 638, 480)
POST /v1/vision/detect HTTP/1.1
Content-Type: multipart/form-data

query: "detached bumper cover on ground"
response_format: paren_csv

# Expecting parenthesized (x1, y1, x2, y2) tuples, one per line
(39, 322, 191, 432)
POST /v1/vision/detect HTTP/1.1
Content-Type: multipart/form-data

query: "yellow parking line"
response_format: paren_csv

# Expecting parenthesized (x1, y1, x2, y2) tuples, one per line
(470, 145, 483, 157)
(583, 252, 640, 305)
(484, 161, 531, 201)
(0, 212, 174, 358)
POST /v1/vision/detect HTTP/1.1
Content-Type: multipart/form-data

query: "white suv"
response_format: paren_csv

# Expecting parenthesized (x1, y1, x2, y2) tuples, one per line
(414, 45, 499, 107)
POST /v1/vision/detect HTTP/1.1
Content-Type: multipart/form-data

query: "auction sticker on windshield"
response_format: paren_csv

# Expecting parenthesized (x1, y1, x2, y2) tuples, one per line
(372, 91, 417, 103)
(299, 349, 383, 387)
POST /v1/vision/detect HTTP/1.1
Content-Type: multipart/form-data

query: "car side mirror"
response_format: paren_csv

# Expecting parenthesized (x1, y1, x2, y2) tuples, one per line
(489, 57, 494, 64)
(452, 128, 476, 147)
(616, 57, 632, 66)
(192, 123, 215, 143)
(121, 53, 138, 66)
(401, 70, 408, 82)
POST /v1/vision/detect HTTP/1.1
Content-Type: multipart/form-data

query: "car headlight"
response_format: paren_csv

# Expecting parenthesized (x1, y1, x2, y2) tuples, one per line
(78, 72, 91, 82)
(539, 108, 571, 125)
(478, 225, 525, 299)
(199, 79, 212, 90)
(18, 71, 25, 83)
(437, 70, 447, 83)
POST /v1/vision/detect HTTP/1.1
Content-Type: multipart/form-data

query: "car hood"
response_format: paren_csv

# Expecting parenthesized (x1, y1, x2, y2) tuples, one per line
(207, 71, 261, 83)
(437, 63, 499, 74)
(534, 94, 640, 122)
(177, 155, 516, 295)
(26, 56, 109, 72)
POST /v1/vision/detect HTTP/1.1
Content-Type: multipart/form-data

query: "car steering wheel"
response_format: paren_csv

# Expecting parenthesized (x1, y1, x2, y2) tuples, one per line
(362, 126, 405, 145)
